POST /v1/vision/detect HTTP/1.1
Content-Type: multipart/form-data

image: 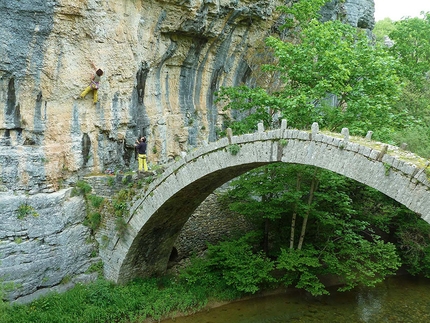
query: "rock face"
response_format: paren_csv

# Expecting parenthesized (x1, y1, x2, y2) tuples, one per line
(0, 0, 375, 190)
(0, 189, 97, 302)
(0, 0, 284, 192)
(0, 0, 375, 301)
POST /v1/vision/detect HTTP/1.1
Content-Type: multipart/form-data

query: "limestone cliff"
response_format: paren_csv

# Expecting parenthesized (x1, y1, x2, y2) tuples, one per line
(0, 0, 375, 301)
(0, 0, 284, 192)
(0, 0, 375, 192)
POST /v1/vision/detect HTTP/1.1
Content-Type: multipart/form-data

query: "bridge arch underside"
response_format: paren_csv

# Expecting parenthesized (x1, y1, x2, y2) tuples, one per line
(111, 139, 430, 283)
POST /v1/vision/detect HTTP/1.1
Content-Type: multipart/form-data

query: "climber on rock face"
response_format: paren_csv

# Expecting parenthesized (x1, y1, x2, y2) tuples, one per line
(79, 62, 103, 104)
(135, 136, 148, 172)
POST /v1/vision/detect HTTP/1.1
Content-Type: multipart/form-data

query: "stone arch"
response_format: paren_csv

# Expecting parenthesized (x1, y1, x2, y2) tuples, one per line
(101, 122, 430, 283)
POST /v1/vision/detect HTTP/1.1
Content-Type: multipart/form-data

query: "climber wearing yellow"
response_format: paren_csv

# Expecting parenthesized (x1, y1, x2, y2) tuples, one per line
(135, 137, 148, 172)
(79, 64, 103, 104)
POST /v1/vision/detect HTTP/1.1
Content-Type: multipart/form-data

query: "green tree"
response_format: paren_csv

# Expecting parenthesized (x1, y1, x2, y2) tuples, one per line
(373, 18, 396, 44)
(350, 184, 430, 278)
(180, 232, 276, 295)
(385, 13, 430, 157)
(389, 13, 430, 91)
(216, 0, 402, 138)
(222, 164, 401, 296)
(223, 163, 304, 254)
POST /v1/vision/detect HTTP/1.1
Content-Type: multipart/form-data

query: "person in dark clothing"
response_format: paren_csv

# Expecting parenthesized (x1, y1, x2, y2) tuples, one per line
(135, 137, 148, 172)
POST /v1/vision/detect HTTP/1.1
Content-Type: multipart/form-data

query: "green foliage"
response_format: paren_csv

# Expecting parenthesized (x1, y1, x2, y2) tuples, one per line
(87, 194, 104, 209)
(0, 277, 211, 323)
(14, 237, 22, 244)
(389, 99, 430, 158)
(222, 164, 407, 295)
(81, 194, 104, 232)
(83, 212, 102, 231)
(323, 238, 400, 292)
(111, 189, 133, 218)
(206, 232, 276, 293)
(71, 180, 92, 197)
(0, 280, 14, 310)
(383, 162, 391, 175)
(179, 256, 242, 301)
(217, 0, 402, 138)
(279, 139, 288, 147)
(181, 232, 276, 295)
(276, 247, 328, 296)
(373, 18, 396, 44)
(113, 201, 127, 216)
(16, 203, 38, 220)
(85, 261, 104, 276)
(388, 210, 430, 278)
(265, 19, 400, 135)
(277, 0, 329, 31)
(388, 13, 430, 91)
(216, 86, 278, 134)
(223, 164, 312, 225)
(228, 144, 240, 156)
(214, 2, 430, 295)
(106, 176, 114, 187)
(384, 13, 430, 156)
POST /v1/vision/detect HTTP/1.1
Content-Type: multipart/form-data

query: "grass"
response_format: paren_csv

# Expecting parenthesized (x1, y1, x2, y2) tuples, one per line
(0, 276, 221, 323)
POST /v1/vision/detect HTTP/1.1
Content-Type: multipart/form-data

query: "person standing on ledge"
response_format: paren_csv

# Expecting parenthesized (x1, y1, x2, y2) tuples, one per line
(79, 62, 103, 104)
(135, 136, 148, 172)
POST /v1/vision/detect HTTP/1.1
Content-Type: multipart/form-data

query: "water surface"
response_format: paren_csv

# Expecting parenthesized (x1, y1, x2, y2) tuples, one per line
(161, 276, 430, 323)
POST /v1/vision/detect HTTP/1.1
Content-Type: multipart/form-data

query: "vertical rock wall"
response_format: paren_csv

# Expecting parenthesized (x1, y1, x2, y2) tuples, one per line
(0, 0, 284, 192)
(0, 189, 96, 302)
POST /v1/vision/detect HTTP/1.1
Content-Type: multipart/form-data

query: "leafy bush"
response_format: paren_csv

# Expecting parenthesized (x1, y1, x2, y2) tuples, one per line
(181, 232, 276, 295)
(276, 247, 327, 296)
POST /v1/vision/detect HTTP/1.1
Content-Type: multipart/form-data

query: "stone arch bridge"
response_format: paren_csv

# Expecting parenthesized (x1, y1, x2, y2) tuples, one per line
(100, 120, 430, 284)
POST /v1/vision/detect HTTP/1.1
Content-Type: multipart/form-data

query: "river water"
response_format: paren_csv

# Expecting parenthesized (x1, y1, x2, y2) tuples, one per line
(161, 275, 430, 323)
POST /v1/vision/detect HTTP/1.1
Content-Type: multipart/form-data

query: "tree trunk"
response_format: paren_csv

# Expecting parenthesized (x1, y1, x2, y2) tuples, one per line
(297, 169, 319, 250)
(290, 172, 302, 249)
